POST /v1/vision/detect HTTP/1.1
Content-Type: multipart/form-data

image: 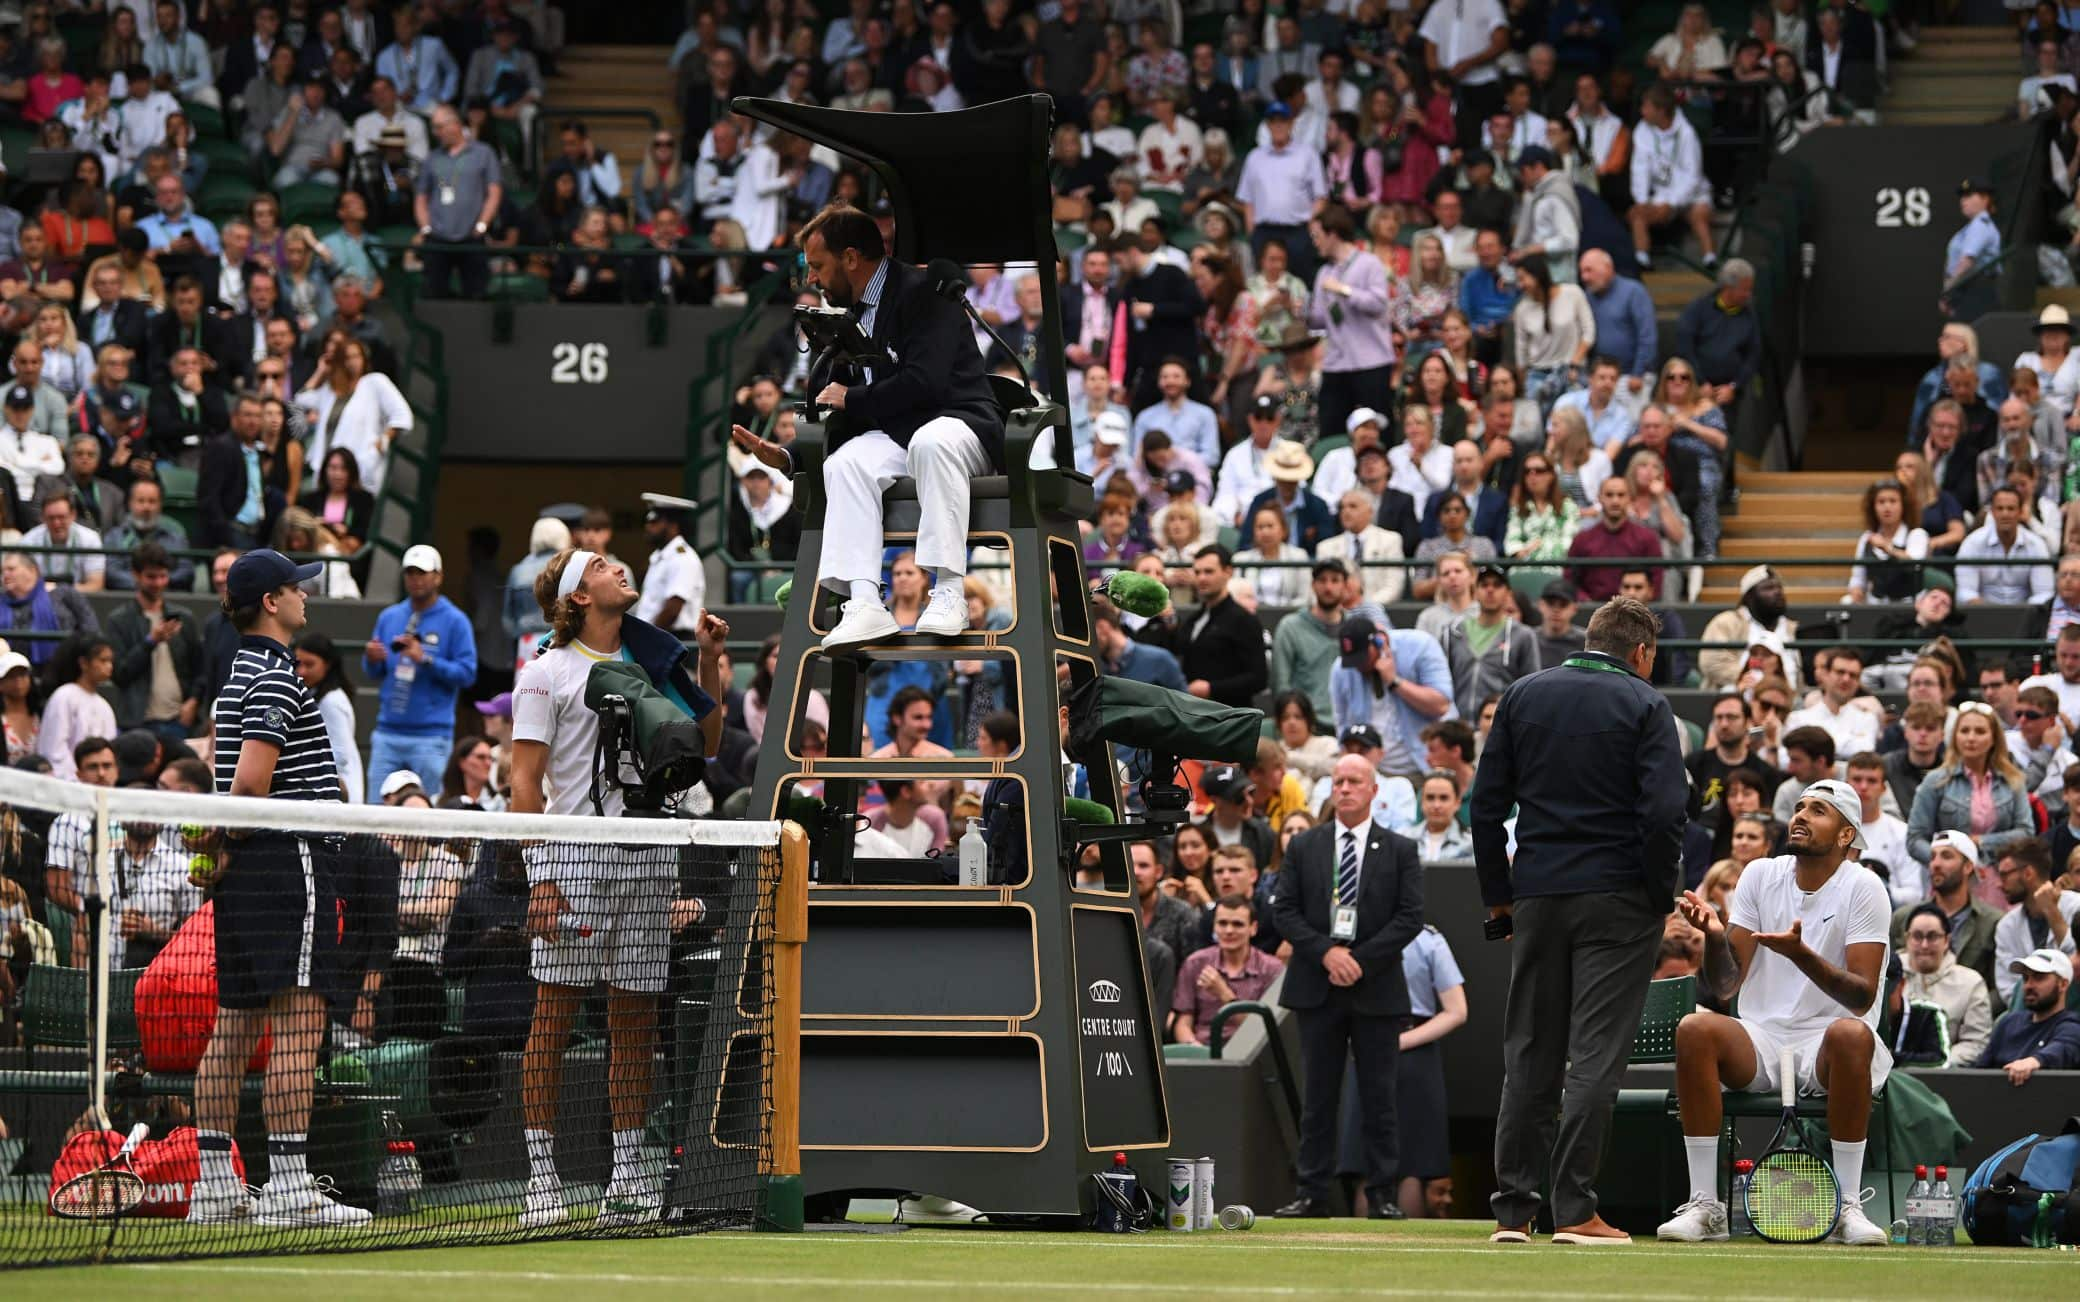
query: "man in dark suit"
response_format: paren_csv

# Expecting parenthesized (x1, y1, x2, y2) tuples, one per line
(196, 396, 279, 548)
(1270, 752, 1426, 1219)
(77, 263, 152, 360)
(148, 346, 231, 463)
(1112, 239, 1204, 411)
(220, 269, 295, 386)
(147, 277, 237, 388)
(1137, 545, 1269, 709)
(728, 203, 1005, 652)
(1472, 595, 1687, 1245)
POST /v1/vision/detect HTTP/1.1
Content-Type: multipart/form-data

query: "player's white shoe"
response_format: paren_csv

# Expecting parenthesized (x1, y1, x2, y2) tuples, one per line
(184, 1183, 253, 1226)
(595, 1180, 662, 1228)
(517, 1176, 568, 1231)
(1829, 1191, 1887, 1246)
(913, 585, 967, 637)
(251, 1177, 372, 1228)
(1656, 1193, 1730, 1242)
(823, 598, 900, 650)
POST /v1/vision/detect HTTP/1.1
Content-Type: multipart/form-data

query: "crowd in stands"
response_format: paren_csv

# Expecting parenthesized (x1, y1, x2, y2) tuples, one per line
(7, 0, 2080, 1212)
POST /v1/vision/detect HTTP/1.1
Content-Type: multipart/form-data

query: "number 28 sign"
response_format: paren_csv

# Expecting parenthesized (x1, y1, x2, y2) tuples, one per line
(1873, 187, 1931, 229)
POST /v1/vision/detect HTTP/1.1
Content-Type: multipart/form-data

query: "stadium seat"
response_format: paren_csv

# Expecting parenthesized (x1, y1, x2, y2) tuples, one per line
(1311, 434, 1349, 463)
(21, 964, 144, 1066)
(279, 181, 340, 226)
(182, 101, 227, 140)
(1628, 975, 1695, 1064)
(1149, 189, 1184, 230)
(490, 273, 551, 302)
(197, 172, 257, 215)
(0, 126, 33, 176)
(196, 134, 251, 176)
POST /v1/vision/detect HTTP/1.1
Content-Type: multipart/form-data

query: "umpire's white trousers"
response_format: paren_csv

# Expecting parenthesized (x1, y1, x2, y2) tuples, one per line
(820, 417, 991, 591)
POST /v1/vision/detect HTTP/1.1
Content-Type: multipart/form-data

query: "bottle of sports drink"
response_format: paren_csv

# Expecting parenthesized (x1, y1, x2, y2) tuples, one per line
(1729, 1160, 1754, 1237)
(1906, 1165, 1930, 1246)
(375, 1111, 421, 1217)
(1930, 1166, 1955, 1247)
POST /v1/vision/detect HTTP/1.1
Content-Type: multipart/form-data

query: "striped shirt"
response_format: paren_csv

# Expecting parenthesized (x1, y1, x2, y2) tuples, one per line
(213, 635, 340, 803)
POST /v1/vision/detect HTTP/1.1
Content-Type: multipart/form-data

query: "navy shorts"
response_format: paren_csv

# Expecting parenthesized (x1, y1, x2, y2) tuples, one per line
(214, 832, 339, 1011)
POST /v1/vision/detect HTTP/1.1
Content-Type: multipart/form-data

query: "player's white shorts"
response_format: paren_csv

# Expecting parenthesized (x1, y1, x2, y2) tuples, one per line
(526, 844, 679, 995)
(1732, 1018, 1893, 1098)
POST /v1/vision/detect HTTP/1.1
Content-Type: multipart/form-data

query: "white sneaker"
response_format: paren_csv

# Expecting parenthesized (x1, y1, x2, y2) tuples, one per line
(822, 598, 900, 650)
(595, 1179, 661, 1228)
(1656, 1193, 1730, 1242)
(913, 585, 967, 637)
(251, 1177, 373, 1229)
(517, 1176, 568, 1231)
(184, 1183, 253, 1226)
(1829, 1190, 1887, 1246)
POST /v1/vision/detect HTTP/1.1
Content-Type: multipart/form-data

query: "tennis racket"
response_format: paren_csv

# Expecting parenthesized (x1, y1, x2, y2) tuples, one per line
(48, 1123, 151, 1220)
(1743, 1047, 1841, 1243)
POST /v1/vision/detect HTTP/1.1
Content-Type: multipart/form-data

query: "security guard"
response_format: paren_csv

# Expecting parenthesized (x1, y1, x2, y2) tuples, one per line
(633, 491, 704, 635)
(1942, 179, 2000, 319)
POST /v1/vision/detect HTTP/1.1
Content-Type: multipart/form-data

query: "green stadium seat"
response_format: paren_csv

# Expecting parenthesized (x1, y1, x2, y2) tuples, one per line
(755, 572, 792, 603)
(490, 273, 551, 302)
(1216, 524, 1241, 552)
(1150, 189, 1184, 229)
(197, 135, 251, 175)
(1310, 434, 1350, 463)
(278, 181, 339, 226)
(197, 172, 258, 214)
(22, 964, 144, 1064)
(1628, 976, 1694, 1065)
(182, 100, 227, 140)
(0, 126, 33, 176)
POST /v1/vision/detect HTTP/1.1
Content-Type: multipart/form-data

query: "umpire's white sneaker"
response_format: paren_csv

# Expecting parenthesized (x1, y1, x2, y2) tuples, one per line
(913, 584, 967, 637)
(252, 1177, 372, 1229)
(595, 1181, 662, 1228)
(1829, 1191, 1888, 1246)
(822, 598, 900, 650)
(517, 1176, 568, 1231)
(1656, 1193, 1730, 1242)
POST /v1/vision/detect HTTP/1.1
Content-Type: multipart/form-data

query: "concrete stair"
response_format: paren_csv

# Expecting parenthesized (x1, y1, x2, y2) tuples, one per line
(546, 44, 678, 191)
(1698, 469, 1879, 605)
(1879, 26, 2020, 125)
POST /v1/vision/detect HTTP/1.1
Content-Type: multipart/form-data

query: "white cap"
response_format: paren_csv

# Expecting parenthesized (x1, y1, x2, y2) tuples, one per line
(1095, 411, 1129, 446)
(0, 651, 27, 679)
(401, 544, 443, 573)
(2010, 947, 2074, 981)
(1930, 830, 1979, 865)
(379, 770, 424, 799)
(1346, 406, 1385, 435)
(1738, 564, 1776, 598)
(1794, 779, 1866, 851)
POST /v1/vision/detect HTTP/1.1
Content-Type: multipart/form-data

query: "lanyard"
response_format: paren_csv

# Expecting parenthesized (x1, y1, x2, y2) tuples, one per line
(1561, 654, 1631, 676)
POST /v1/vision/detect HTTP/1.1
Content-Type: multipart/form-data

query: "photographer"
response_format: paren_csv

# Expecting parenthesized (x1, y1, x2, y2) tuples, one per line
(510, 546, 726, 1231)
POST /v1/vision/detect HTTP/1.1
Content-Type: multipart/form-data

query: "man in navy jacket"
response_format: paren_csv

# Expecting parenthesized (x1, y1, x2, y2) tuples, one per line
(731, 204, 1005, 652)
(1472, 595, 1686, 1244)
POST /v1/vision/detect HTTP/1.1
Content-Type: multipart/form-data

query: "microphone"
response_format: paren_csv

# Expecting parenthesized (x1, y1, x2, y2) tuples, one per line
(1064, 796, 1116, 827)
(925, 258, 970, 302)
(772, 578, 793, 609)
(1095, 570, 1171, 619)
(928, 257, 1038, 396)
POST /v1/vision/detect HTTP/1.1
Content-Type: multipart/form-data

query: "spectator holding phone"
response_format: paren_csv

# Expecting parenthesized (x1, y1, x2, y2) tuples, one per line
(104, 542, 202, 747)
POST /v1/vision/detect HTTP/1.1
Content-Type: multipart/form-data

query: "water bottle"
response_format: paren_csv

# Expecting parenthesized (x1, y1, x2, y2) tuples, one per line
(1905, 1165, 1930, 1246)
(958, 821, 988, 886)
(1930, 1165, 1955, 1247)
(375, 1111, 421, 1217)
(1728, 1160, 1753, 1238)
(1092, 1152, 1140, 1233)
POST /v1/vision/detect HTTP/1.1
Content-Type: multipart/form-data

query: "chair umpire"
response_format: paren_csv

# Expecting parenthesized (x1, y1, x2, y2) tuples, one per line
(1470, 596, 1687, 1244)
(1270, 753, 1426, 1218)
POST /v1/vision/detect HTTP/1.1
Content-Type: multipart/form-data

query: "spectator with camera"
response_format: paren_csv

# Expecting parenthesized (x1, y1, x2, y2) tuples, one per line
(105, 543, 201, 747)
(363, 544, 478, 798)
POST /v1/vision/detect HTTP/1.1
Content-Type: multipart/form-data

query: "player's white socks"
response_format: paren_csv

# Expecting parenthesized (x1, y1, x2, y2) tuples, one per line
(611, 1128, 644, 1189)
(525, 1128, 557, 1185)
(1832, 1139, 1866, 1197)
(267, 1133, 309, 1187)
(197, 1129, 238, 1191)
(1684, 1136, 1719, 1200)
(850, 581, 879, 605)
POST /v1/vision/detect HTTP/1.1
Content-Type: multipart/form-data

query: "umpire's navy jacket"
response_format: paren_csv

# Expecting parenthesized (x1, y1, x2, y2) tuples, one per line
(1468, 648, 1688, 910)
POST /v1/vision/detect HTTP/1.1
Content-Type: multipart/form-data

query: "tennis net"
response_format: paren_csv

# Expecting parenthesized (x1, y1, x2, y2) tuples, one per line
(0, 765, 803, 1267)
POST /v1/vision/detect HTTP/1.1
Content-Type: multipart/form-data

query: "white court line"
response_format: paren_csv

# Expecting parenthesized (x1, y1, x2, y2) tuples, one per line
(122, 1262, 1736, 1300)
(689, 1229, 2064, 1268)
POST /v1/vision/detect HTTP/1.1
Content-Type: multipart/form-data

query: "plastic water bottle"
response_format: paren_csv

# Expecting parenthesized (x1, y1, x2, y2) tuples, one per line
(958, 821, 988, 886)
(1929, 1166, 1956, 1247)
(375, 1112, 421, 1217)
(1728, 1160, 1753, 1237)
(1905, 1165, 1930, 1246)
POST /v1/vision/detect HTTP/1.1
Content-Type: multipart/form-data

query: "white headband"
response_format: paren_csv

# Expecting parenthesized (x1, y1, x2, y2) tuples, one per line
(556, 550, 598, 602)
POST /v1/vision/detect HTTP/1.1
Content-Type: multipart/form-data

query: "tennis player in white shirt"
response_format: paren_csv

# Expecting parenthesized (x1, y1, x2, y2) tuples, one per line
(1658, 779, 1893, 1247)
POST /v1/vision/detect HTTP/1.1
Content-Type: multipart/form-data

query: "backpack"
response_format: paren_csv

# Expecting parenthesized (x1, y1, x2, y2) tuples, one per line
(1962, 1118, 2080, 1246)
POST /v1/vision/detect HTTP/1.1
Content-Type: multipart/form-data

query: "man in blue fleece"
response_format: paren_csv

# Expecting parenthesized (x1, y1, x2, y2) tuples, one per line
(362, 543, 478, 798)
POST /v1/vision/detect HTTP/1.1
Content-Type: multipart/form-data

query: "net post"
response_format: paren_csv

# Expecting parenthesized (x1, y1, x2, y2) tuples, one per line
(758, 819, 808, 1232)
(88, 788, 113, 1132)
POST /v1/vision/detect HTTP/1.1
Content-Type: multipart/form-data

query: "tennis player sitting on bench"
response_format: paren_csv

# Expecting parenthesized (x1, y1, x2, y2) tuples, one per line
(1658, 779, 1892, 1247)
